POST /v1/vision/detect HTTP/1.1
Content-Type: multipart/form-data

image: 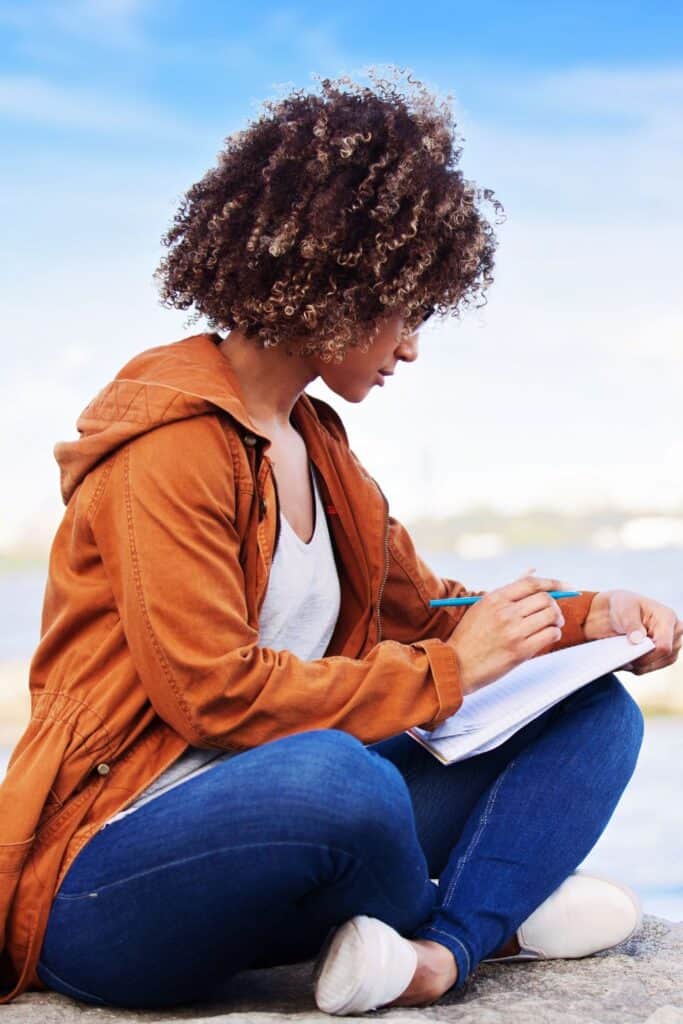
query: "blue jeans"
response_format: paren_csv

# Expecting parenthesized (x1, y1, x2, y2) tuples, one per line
(36, 673, 643, 1010)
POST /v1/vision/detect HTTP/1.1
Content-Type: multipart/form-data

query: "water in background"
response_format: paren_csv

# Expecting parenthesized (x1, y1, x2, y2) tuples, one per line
(1, 545, 682, 920)
(430, 544, 683, 616)
(0, 569, 49, 659)
(2, 545, 682, 659)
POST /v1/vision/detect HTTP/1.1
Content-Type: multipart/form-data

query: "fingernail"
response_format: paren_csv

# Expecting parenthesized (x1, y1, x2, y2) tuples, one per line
(628, 630, 645, 643)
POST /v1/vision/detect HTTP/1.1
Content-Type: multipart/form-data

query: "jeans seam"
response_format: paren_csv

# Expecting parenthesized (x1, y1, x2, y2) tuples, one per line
(54, 839, 424, 916)
(417, 925, 472, 976)
(442, 756, 518, 908)
(36, 959, 107, 1005)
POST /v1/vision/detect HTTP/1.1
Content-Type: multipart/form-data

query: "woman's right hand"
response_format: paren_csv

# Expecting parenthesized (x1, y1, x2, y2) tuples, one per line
(446, 571, 568, 695)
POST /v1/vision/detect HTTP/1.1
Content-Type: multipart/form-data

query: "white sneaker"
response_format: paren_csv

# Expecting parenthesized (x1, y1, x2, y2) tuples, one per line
(484, 870, 642, 963)
(313, 915, 418, 1015)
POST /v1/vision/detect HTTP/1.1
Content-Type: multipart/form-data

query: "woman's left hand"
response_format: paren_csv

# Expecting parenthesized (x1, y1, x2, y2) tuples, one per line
(583, 589, 683, 675)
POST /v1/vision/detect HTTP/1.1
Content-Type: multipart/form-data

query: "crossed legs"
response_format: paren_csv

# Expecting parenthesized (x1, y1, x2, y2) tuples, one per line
(37, 673, 643, 1010)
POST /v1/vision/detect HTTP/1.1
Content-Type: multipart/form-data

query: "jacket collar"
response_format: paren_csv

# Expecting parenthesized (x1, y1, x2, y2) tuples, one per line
(54, 332, 336, 504)
(118, 332, 333, 445)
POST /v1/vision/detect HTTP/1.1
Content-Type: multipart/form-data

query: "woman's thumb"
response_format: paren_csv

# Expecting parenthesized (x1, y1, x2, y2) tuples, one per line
(627, 623, 647, 644)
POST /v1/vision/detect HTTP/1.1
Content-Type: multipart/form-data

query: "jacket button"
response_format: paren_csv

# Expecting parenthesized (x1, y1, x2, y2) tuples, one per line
(243, 433, 258, 447)
(96, 763, 110, 776)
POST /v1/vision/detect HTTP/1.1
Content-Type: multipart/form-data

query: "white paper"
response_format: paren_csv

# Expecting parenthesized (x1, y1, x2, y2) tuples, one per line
(407, 634, 655, 764)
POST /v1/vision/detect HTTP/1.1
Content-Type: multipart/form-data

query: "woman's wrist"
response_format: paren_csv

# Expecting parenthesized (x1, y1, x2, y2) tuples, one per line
(583, 592, 614, 641)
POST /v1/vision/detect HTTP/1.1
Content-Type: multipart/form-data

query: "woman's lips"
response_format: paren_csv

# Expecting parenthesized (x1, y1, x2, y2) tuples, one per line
(375, 372, 386, 386)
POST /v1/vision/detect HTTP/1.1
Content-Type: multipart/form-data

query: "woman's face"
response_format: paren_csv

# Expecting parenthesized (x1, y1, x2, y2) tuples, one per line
(315, 314, 420, 403)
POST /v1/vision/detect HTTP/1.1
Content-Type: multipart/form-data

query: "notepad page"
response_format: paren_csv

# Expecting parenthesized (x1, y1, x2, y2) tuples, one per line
(412, 634, 654, 760)
(422, 698, 572, 762)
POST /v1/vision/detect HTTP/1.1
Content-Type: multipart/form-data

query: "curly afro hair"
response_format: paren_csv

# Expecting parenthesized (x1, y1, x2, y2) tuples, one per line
(154, 66, 504, 360)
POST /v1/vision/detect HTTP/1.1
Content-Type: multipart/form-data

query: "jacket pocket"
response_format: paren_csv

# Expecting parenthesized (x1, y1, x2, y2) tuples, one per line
(0, 837, 35, 875)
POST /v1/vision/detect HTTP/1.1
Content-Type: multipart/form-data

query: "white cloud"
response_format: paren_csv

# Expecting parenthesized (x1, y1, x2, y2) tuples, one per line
(79, 0, 147, 16)
(536, 66, 683, 124)
(0, 0, 153, 49)
(0, 73, 196, 139)
(203, 11, 356, 93)
(52, 0, 149, 46)
(460, 64, 683, 224)
(1, 59, 681, 537)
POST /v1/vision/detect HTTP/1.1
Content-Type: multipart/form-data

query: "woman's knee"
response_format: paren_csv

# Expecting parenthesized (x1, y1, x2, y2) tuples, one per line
(271, 729, 415, 846)
(270, 727, 374, 782)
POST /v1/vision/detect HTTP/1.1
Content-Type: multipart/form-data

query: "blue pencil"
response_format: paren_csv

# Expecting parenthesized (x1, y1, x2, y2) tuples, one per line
(429, 591, 582, 607)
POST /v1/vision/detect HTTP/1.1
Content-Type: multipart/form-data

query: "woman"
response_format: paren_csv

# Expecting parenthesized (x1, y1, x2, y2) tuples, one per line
(1, 69, 680, 1014)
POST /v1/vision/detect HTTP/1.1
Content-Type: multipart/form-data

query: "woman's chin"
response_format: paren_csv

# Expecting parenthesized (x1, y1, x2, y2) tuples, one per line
(327, 382, 374, 403)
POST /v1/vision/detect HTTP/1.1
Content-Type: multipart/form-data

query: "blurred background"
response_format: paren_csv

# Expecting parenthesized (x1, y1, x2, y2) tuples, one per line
(1, 1, 682, 917)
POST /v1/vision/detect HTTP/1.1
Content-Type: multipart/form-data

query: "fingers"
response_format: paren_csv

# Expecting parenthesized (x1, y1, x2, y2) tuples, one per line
(490, 583, 566, 647)
(520, 605, 565, 640)
(486, 574, 568, 645)
(521, 623, 564, 655)
(641, 610, 679, 672)
(658, 611, 677, 656)
(675, 618, 683, 656)
(518, 590, 565, 626)
(501, 574, 568, 603)
(518, 567, 573, 590)
(628, 613, 682, 674)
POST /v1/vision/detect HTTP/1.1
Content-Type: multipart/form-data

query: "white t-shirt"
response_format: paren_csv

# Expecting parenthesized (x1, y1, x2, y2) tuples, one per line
(100, 465, 341, 827)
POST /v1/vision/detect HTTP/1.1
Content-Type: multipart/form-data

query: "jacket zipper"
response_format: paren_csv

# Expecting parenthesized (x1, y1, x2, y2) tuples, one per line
(371, 477, 391, 645)
(255, 455, 280, 618)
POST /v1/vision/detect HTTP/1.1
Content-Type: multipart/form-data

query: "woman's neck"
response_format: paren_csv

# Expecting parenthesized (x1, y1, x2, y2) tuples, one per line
(216, 329, 318, 429)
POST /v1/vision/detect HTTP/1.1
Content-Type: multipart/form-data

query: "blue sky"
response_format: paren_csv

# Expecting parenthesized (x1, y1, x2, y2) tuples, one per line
(1, 0, 681, 551)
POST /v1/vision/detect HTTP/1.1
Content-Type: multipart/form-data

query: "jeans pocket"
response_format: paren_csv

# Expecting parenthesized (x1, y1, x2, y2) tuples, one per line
(52, 888, 101, 901)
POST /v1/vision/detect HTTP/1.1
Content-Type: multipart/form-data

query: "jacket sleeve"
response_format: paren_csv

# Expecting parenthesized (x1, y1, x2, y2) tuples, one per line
(378, 515, 597, 653)
(88, 416, 464, 750)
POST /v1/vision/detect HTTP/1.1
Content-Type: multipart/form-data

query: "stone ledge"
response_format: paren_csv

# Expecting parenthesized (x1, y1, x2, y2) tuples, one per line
(4, 916, 682, 1023)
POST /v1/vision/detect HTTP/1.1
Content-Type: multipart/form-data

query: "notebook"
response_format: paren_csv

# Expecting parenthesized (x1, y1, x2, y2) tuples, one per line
(407, 634, 655, 765)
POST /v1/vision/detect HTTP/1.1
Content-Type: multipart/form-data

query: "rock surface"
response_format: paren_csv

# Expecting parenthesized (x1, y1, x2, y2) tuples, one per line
(4, 915, 682, 1023)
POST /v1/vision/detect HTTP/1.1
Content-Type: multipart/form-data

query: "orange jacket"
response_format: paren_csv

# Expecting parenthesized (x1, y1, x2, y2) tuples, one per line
(0, 333, 596, 1001)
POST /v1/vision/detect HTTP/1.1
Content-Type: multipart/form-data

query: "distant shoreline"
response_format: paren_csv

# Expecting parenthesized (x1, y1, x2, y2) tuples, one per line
(3, 506, 683, 573)
(0, 559, 47, 577)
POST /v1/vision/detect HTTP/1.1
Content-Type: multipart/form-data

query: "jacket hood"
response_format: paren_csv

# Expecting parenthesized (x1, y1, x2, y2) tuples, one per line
(54, 333, 295, 504)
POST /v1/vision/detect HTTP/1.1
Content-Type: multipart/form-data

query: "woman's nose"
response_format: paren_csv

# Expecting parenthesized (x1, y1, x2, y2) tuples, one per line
(396, 332, 419, 363)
